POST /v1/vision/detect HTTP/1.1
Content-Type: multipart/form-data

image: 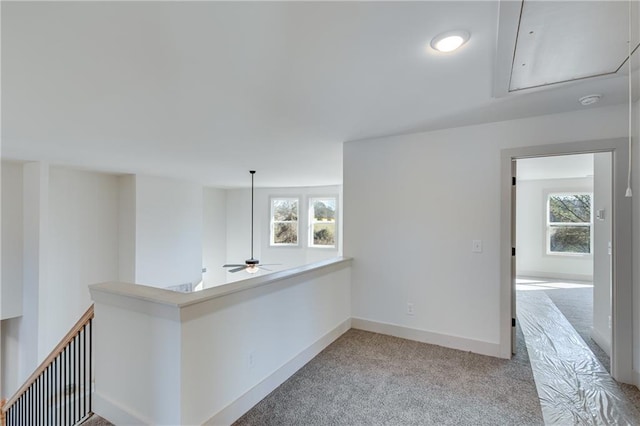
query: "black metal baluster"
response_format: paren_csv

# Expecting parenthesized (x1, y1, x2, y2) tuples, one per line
(50, 364, 53, 425)
(89, 318, 92, 414)
(41, 374, 44, 425)
(36, 376, 38, 425)
(61, 348, 67, 424)
(71, 337, 78, 424)
(77, 334, 80, 423)
(77, 333, 80, 422)
(71, 338, 74, 425)
(46, 366, 50, 425)
(82, 325, 86, 419)
(33, 377, 37, 425)
(55, 358, 58, 426)
(75, 335, 78, 424)
(37, 375, 40, 426)
(47, 364, 50, 426)
(38, 375, 42, 425)
(42, 369, 45, 425)
(67, 345, 70, 426)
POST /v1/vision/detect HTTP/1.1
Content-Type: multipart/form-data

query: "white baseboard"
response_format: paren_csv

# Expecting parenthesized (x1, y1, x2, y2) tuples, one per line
(351, 317, 502, 358)
(94, 390, 151, 425)
(589, 326, 611, 357)
(205, 318, 351, 426)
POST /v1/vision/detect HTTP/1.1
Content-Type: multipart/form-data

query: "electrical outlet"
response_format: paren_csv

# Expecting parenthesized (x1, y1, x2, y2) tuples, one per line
(472, 240, 482, 253)
(608, 316, 612, 329)
(407, 303, 414, 316)
(248, 351, 256, 368)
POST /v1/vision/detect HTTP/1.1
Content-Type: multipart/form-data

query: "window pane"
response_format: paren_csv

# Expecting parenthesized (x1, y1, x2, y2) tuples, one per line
(313, 223, 335, 246)
(312, 199, 336, 222)
(273, 200, 298, 221)
(549, 226, 590, 253)
(273, 223, 298, 244)
(549, 194, 591, 223)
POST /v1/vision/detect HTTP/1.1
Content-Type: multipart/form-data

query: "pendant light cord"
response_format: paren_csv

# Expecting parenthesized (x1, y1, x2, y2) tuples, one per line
(250, 170, 255, 258)
(626, 0, 634, 198)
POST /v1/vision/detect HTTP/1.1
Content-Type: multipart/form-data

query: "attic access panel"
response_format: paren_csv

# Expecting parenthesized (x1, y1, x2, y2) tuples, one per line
(510, 1, 640, 92)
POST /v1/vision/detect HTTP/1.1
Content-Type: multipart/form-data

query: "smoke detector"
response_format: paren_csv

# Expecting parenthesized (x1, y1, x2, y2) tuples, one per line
(578, 94, 602, 106)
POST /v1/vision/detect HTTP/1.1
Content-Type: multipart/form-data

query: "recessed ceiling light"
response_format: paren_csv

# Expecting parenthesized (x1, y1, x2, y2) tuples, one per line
(430, 30, 470, 53)
(578, 94, 601, 106)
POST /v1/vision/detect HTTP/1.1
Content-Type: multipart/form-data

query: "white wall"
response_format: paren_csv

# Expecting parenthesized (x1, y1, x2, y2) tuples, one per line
(592, 152, 612, 355)
(1, 160, 24, 397)
(1, 163, 121, 397)
(224, 185, 342, 283)
(44, 167, 120, 353)
(1, 161, 24, 319)
(516, 176, 594, 281)
(202, 187, 227, 287)
(632, 99, 640, 384)
(134, 176, 203, 288)
(344, 104, 628, 356)
(118, 175, 136, 283)
(21, 162, 48, 383)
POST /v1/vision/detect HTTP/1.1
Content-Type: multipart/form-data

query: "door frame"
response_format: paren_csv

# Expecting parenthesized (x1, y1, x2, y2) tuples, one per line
(500, 138, 633, 384)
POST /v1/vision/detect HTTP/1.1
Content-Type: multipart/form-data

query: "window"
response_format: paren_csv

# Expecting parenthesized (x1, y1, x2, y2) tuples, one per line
(270, 198, 299, 246)
(547, 193, 592, 255)
(309, 197, 337, 248)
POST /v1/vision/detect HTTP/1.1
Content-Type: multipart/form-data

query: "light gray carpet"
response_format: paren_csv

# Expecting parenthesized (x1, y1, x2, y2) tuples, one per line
(81, 414, 114, 425)
(235, 327, 543, 425)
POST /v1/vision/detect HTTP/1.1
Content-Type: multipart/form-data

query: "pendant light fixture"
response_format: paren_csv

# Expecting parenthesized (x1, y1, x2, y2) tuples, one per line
(223, 171, 278, 274)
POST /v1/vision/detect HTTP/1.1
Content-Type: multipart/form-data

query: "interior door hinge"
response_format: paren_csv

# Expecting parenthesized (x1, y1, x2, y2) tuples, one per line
(512, 247, 516, 256)
(512, 318, 516, 327)
(512, 177, 516, 186)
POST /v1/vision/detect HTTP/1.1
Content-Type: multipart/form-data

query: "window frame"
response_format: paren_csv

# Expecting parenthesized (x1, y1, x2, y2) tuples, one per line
(545, 192, 593, 256)
(308, 196, 338, 249)
(269, 196, 300, 247)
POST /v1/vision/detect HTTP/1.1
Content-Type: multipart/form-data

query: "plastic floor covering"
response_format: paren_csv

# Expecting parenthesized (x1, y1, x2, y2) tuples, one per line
(517, 290, 639, 424)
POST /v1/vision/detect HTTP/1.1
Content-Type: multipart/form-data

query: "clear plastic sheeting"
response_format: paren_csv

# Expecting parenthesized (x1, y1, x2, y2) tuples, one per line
(517, 290, 639, 425)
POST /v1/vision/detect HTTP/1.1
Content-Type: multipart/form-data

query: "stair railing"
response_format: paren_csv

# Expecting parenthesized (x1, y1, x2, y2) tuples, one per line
(1, 304, 94, 426)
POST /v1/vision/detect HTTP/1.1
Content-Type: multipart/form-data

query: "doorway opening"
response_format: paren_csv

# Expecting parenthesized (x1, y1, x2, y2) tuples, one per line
(515, 152, 612, 371)
(500, 138, 633, 385)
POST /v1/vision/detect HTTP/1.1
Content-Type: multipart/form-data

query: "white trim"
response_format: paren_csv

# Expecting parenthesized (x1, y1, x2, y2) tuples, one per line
(308, 195, 339, 249)
(269, 196, 301, 247)
(590, 326, 611, 357)
(545, 192, 593, 256)
(90, 257, 352, 315)
(501, 138, 634, 384)
(351, 317, 502, 358)
(94, 390, 152, 426)
(633, 370, 640, 388)
(204, 319, 351, 426)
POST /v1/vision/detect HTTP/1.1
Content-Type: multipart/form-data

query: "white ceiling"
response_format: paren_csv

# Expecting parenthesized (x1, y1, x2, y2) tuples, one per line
(517, 153, 594, 181)
(1, 1, 638, 188)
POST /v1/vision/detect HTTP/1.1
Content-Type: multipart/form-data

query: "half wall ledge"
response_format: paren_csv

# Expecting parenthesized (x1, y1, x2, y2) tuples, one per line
(88, 257, 352, 425)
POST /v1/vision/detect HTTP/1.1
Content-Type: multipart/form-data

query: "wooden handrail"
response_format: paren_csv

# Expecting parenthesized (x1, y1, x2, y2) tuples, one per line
(1, 399, 6, 426)
(2, 304, 94, 411)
